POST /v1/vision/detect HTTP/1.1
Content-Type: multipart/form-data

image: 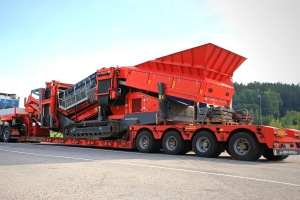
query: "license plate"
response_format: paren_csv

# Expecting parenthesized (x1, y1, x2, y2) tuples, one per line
(274, 149, 300, 155)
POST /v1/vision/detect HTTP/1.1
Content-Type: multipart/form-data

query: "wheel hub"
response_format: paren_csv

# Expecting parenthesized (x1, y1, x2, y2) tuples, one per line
(166, 136, 177, 151)
(241, 144, 247, 150)
(139, 136, 149, 149)
(142, 139, 149, 146)
(196, 136, 210, 153)
(234, 138, 250, 155)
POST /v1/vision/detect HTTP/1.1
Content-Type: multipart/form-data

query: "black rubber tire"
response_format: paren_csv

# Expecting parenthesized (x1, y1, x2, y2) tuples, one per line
(182, 141, 192, 154)
(254, 144, 265, 160)
(228, 132, 259, 161)
(0, 125, 3, 142)
(162, 131, 185, 155)
(263, 148, 289, 161)
(2, 127, 11, 143)
(226, 144, 231, 156)
(136, 130, 158, 153)
(192, 131, 218, 157)
(212, 142, 225, 158)
(154, 140, 162, 153)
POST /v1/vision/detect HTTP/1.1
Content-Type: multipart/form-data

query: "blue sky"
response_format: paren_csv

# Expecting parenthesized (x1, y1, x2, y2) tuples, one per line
(1, 0, 299, 103)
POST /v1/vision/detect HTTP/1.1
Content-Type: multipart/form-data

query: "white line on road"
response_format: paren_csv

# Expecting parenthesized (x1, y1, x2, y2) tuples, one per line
(38, 144, 259, 165)
(1, 148, 300, 187)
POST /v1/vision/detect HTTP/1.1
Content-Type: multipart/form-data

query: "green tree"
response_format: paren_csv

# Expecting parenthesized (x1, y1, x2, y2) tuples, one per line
(269, 119, 283, 128)
(235, 82, 300, 116)
(281, 110, 299, 128)
(262, 115, 275, 126)
(232, 82, 300, 128)
(250, 108, 260, 125)
(233, 88, 260, 111)
(295, 112, 300, 130)
(261, 89, 282, 117)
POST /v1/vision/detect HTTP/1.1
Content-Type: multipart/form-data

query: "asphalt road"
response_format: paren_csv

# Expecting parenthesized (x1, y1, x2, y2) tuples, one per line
(0, 143, 300, 200)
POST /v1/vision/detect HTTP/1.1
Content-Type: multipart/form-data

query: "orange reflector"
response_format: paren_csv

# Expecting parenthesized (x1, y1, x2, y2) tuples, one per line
(11, 130, 20, 136)
(171, 81, 176, 89)
(277, 129, 285, 137)
(185, 126, 195, 130)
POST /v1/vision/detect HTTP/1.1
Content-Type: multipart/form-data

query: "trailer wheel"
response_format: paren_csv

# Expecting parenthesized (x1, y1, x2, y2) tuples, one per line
(226, 145, 231, 156)
(136, 130, 158, 153)
(228, 132, 259, 161)
(254, 144, 265, 160)
(263, 148, 289, 161)
(162, 131, 185, 155)
(183, 141, 192, 154)
(3, 127, 11, 143)
(192, 131, 218, 157)
(212, 142, 225, 158)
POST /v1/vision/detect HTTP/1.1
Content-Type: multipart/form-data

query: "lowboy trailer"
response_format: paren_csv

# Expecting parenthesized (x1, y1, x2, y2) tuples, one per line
(0, 43, 299, 161)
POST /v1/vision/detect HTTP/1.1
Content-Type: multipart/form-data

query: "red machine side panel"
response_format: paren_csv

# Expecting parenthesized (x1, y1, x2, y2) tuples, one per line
(122, 43, 246, 106)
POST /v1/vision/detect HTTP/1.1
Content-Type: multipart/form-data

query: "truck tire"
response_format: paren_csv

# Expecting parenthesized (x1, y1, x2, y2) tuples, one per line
(3, 127, 11, 143)
(263, 148, 289, 161)
(228, 132, 259, 161)
(254, 144, 265, 160)
(0, 125, 3, 142)
(183, 141, 192, 154)
(162, 131, 185, 155)
(136, 130, 158, 153)
(192, 131, 218, 157)
(226, 145, 231, 156)
(212, 142, 225, 158)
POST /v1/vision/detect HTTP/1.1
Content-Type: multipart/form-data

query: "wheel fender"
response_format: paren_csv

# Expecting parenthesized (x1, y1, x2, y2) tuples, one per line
(227, 129, 261, 144)
(134, 128, 152, 139)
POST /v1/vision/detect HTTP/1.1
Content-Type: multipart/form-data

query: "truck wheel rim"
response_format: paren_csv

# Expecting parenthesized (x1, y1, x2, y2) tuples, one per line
(165, 136, 177, 151)
(233, 138, 249, 155)
(196, 136, 210, 153)
(139, 136, 149, 149)
(3, 129, 9, 140)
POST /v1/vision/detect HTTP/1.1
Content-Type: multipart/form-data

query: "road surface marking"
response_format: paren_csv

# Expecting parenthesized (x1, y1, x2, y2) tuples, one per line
(33, 143, 260, 165)
(1, 148, 299, 187)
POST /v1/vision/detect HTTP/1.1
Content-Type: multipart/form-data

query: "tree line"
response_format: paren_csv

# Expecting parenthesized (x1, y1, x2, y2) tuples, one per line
(232, 82, 300, 129)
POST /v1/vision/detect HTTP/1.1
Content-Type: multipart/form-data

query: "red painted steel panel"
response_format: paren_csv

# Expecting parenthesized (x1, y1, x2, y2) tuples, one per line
(135, 43, 246, 83)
